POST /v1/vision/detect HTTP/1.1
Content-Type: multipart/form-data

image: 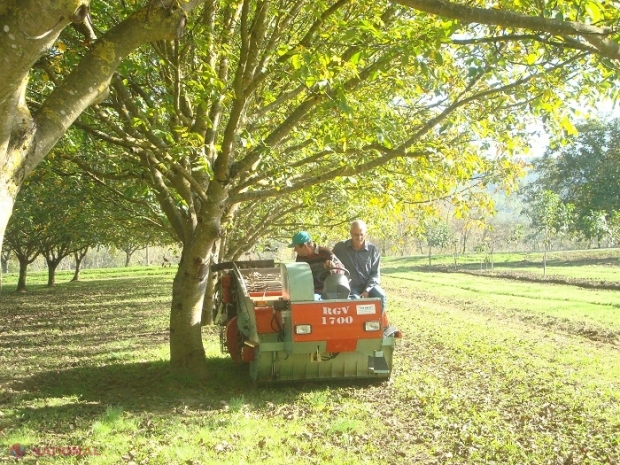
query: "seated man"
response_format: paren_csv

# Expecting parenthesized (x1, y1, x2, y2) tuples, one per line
(289, 231, 345, 299)
(333, 220, 387, 309)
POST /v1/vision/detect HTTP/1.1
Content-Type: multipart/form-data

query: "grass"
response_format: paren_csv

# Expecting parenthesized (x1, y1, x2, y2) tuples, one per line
(388, 271, 620, 327)
(385, 247, 620, 282)
(385, 280, 620, 463)
(1, 251, 619, 464)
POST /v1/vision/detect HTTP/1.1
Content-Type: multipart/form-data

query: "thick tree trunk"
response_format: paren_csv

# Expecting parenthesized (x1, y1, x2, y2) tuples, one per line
(0, 187, 17, 271)
(167, 185, 227, 379)
(169, 250, 211, 380)
(46, 260, 61, 287)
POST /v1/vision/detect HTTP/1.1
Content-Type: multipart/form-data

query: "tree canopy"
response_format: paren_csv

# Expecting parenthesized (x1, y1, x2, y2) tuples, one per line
(530, 119, 620, 230)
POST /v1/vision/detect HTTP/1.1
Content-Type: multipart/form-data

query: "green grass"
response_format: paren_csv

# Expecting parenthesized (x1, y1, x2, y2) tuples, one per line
(384, 247, 620, 282)
(388, 271, 620, 327)
(1, 252, 619, 464)
(385, 279, 620, 464)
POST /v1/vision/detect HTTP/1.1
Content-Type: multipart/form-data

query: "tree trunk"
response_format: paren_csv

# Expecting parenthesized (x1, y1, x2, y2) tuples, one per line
(201, 270, 218, 326)
(71, 247, 88, 281)
(201, 239, 222, 326)
(461, 232, 468, 255)
(169, 250, 211, 380)
(125, 251, 132, 267)
(417, 240, 424, 255)
(453, 242, 459, 270)
(1, 255, 8, 274)
(46, 259, 62, 287)
(16, 256, 29, 293)
(0, 187, 17, 278)
(1, 247, 9, 290)
(72, 261, 81, 282)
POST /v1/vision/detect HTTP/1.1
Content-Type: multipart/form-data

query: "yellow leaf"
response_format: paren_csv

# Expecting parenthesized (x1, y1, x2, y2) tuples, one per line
(560, 116, 578, 136)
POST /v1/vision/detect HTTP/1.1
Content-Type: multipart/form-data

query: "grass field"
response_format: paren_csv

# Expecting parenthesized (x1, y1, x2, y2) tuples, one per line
(0, 251, 619, 464)
(396, 247, 620, 282)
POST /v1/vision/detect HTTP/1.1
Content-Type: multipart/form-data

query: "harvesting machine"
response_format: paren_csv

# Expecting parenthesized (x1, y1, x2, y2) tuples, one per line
(213, 260, 401, 383)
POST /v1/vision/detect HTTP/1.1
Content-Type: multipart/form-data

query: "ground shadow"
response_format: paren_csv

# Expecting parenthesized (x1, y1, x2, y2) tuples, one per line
(11, 358, 243, 405)
(5, 356, 375, 428)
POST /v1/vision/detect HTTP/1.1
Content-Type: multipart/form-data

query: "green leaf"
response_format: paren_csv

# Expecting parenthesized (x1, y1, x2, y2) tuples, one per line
(291, 54, 302, 70)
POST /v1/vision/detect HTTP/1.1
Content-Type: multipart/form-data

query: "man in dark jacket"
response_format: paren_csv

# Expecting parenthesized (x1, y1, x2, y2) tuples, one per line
(289, 231, 344, 295)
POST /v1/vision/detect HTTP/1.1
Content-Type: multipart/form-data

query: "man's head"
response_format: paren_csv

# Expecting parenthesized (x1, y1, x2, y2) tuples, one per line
(289, 231, 313, 256)
(350, 220, 367, 250)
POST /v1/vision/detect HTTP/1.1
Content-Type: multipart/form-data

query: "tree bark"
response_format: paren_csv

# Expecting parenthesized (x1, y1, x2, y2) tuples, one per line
(1, 258, 6, 274)
(201, 271, 218, 326)
(71, 247, 88, 282)
(46, 259, 61, 287)
(201, 238, 222, 326)
(167, 174, 228, 378)
(16, 256, 29, 293)
(169, 243, 212, 380)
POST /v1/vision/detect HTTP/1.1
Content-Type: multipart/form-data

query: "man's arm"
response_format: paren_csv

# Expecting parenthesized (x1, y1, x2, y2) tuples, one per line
(364, 245, 381, 292)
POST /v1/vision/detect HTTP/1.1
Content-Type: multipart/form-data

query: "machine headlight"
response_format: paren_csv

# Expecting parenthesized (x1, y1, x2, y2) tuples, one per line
(295, 324, 312, 335)
(364, 321, 381, 331)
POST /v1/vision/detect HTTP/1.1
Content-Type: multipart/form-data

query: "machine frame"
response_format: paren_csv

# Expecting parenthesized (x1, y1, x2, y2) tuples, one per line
(213, 260, 401, 383)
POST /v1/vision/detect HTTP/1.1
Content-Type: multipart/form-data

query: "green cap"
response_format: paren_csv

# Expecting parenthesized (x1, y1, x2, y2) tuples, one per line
(289, 231, 311, 247)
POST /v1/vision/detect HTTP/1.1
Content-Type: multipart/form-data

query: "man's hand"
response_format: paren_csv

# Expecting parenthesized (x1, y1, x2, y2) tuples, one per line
(360, 291, 369, 298)
(324, 260, 344, 273)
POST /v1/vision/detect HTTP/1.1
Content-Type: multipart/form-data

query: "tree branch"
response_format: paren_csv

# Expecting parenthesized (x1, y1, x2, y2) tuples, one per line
(392, 0, 620, 60)
(29, 4, 194, 177)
